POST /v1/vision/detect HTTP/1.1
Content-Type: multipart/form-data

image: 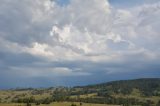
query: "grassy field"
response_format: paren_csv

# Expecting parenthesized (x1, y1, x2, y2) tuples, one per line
(0, 89, 52, 103)
(0, 102, 120, 106)
(0, 79, 159, 105)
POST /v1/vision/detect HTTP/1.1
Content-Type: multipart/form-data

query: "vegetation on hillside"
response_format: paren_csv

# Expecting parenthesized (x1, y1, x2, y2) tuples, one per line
(0, 78, 160, 106)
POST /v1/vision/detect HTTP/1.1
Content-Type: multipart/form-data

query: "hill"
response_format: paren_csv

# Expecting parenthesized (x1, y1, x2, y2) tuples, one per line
(0, 78, 160, 106)
(76, 78, 160, 96)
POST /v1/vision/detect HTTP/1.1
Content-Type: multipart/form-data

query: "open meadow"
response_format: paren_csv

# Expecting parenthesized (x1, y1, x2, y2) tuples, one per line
(0, 79, 159, 106)
(0, 102, 120, 106)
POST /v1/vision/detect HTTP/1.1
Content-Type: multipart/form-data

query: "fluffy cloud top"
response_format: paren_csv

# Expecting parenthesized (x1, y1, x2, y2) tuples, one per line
(0, 0, 160, 88)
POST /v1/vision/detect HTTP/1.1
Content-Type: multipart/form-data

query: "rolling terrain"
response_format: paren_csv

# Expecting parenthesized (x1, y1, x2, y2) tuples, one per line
(0, 78, 160, 106)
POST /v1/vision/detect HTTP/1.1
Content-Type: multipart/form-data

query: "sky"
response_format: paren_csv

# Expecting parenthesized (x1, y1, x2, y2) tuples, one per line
(0, 0, 160, 89)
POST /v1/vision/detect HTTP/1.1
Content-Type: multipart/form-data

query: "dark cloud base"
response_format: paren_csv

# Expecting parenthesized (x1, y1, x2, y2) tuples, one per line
(0, 0, 160, 89)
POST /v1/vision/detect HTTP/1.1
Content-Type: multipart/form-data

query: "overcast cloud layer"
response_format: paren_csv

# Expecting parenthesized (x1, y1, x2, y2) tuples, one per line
(0, 0, 160, 88)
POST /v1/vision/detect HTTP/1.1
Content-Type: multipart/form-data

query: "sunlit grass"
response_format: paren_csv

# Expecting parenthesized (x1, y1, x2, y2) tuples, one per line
(0, 102, 120, 106)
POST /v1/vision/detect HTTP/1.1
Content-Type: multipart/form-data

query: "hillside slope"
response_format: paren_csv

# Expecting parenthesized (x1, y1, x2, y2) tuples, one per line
(0, 78, 160, 105)
(77, 78, 160, 96)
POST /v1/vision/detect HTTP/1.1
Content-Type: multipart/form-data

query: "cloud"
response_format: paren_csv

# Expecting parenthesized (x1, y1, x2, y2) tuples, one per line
(0, 0, 160, 88)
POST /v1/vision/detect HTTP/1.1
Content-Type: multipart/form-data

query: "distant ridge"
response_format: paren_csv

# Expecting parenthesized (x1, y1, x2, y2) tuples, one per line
(74, 78, 160, 96)
(75, 78, 160, 88)
(0, 78, 160, 105)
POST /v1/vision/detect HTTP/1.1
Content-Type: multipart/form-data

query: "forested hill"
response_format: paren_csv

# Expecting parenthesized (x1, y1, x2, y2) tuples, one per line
(0, 78, 160, 105)
(75, 78, 160, 96)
